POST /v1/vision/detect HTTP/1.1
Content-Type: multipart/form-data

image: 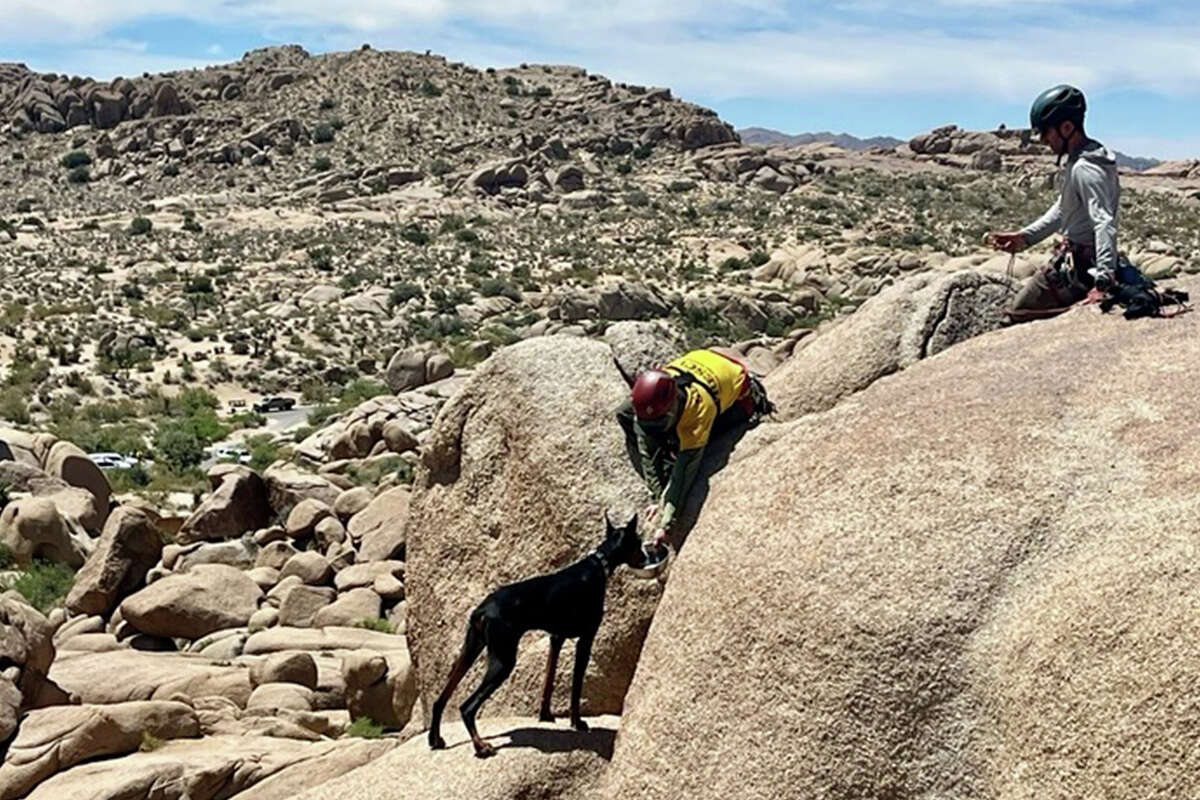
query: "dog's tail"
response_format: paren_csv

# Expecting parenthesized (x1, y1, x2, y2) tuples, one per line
(431, 610, 487, 722)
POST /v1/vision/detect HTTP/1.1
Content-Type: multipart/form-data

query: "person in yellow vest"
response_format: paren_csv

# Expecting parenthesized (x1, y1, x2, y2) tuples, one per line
(615, 348, 772, 546)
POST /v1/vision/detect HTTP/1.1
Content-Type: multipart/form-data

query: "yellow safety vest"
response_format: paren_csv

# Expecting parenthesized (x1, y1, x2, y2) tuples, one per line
(664, 349, 746, 450)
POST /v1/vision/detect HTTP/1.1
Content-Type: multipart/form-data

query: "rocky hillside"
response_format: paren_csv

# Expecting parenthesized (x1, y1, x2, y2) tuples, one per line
(0, 45, 734, 214)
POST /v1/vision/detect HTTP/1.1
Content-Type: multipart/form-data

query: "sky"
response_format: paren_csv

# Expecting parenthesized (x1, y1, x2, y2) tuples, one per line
(3, 1, 1199, 159)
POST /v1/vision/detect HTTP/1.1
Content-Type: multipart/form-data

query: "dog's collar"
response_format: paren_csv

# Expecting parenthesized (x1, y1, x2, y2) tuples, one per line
(589, 549, 614, 576)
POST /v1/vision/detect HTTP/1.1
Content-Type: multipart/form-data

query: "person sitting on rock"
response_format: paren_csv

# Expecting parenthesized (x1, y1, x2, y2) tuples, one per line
(988, 84, 1121, 321)
(616, 348, 772, 547)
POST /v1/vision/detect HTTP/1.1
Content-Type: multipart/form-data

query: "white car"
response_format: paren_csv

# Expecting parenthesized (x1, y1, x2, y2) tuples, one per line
(210, 444, 252, 465)
(88, 452, 139, 470)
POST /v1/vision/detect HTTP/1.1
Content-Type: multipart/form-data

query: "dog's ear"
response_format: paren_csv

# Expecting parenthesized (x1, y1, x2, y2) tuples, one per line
(624, 515, 638, 537)
(604, 510, 616, 539)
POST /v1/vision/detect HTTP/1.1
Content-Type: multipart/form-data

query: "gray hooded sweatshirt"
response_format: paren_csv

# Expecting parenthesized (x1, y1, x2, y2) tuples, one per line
(1020, 138, 1120, 274)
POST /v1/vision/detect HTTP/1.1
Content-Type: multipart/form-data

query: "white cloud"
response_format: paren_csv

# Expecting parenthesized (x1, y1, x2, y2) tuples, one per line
(4, 0, 1200, 137)
(18, 47, 219, 80)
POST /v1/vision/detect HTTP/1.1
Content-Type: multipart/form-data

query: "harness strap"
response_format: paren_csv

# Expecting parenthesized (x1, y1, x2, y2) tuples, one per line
(665, 366, 721, 410)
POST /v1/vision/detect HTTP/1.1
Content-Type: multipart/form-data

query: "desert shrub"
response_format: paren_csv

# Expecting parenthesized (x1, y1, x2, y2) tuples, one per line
(347, 716, 384, 738)
(153, 422, 206, 471)
(313, 123, 335, 143)
(10, 561, 75, 612)
(312, 156, 332, 172)
(345, 454, 413, 487)
(353, 617, 396, 634)
(465, 255, 492, 276)
(479, 278, 520, 301)
(308, 246, 334, 271)
(400, 224, 429, 246)
(139, 732, 166, 752)
(67, 167, 90, 184)
(128, 217, 153, 236)
(245, 434, 282, 472)
(389, 282, 424, 307)
(0, 387, 30, 424)
(59, 150, 91, 169)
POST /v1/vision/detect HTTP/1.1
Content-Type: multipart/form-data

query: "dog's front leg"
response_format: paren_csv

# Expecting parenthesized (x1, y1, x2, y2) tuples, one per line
(569, 632, 595, 732)
(539, 634, 565, 722)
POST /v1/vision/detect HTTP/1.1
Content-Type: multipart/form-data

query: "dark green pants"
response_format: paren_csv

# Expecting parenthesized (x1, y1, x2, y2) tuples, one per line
(1008, 265, 1089, 321)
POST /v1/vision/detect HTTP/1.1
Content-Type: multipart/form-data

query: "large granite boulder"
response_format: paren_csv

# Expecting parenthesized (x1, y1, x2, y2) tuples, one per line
(346, 486, 409, 561)
(49, 649, 252, 706)
(120, 564, 263, 640)
(43, 441, 111, 529)
(603, 320, 684, 380)
(293, 716, 617, 800)
(66, 507, 162, 617)
(600, 292, 1200, 799)
(341, 648, 418, 730)
(23, 734, 395, 800)
(0, 701, 199, 800)
(405, 336, 661, 724)
(263, 465, 341, 519)
(0, 597, 56, 744)
(0, 497, 89, 568)
(766, 270, 1014, 420)
(178, 466, 270, 544)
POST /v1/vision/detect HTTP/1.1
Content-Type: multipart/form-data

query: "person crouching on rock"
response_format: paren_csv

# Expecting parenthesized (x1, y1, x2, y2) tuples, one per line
(987, 84, 1121, 322)
(616, 348, 772, 547)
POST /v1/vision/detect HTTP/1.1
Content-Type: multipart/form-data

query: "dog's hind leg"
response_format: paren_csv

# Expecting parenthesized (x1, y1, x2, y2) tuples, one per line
(459, 629, 518, 758)
(428, 612, 486, 750)
(538, 634, 565, 723)
(569, 631, 595, 732)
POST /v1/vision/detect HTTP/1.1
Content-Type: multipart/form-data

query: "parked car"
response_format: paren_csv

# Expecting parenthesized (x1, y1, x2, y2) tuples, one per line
(253, 396, 296, 413)
(209, 444, 251, 465)
(88, 452, 139, 470)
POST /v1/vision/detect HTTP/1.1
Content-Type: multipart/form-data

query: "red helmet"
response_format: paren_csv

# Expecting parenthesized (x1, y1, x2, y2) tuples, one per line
(632, 370, 677, 420)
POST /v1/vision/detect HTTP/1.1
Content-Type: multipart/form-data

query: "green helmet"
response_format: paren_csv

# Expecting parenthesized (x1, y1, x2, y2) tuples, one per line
(1030, 84, 1086, 132)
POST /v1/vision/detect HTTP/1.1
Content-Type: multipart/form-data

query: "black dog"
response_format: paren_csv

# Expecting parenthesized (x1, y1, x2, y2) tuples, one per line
(428, 514, 647, 758)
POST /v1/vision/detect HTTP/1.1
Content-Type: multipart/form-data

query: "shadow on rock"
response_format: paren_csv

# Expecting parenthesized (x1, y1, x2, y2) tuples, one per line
(497, 725, 617, 759)
(671, 420, 753, 547)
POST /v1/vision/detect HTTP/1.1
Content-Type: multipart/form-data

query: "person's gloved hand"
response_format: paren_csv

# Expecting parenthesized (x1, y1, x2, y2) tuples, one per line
(652, 525, 670, 547)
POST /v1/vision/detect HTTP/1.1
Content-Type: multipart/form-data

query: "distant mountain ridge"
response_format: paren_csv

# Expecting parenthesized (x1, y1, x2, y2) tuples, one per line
(1114, 153, 1162, 171)
(738, 127, 903, 151)
(739, 126, 1162, 171)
